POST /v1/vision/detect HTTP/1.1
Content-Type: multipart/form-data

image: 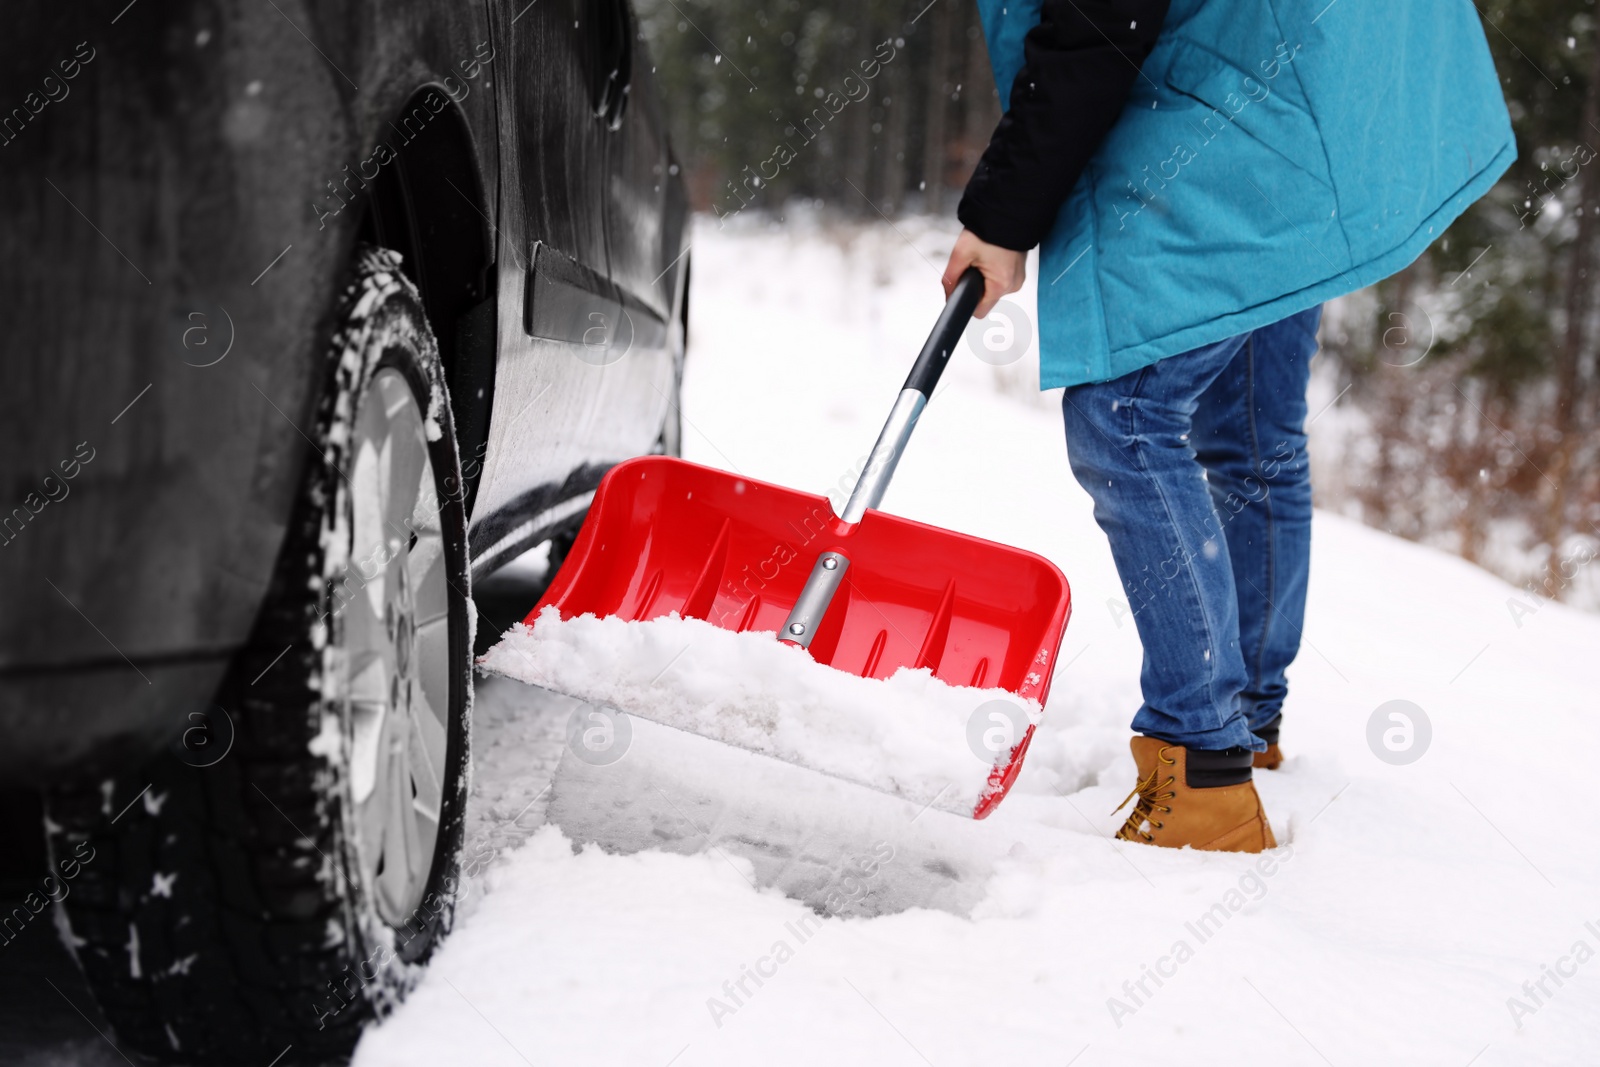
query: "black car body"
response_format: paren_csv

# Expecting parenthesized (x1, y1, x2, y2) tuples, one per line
(0, 0, 689, 786)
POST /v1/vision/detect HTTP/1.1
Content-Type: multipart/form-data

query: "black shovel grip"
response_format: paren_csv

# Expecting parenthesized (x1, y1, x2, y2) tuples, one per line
(901, 268, 985, 398)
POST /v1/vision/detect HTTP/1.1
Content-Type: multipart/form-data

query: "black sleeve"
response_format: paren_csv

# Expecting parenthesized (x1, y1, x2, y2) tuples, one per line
(957, 0, 1170, 251)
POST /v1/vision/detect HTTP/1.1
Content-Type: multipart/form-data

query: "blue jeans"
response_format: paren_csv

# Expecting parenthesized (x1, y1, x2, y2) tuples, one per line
(1061, 307, 1322, 751)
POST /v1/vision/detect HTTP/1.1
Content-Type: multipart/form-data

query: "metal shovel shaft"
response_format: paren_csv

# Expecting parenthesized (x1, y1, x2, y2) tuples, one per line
(782, 269, 985, 647)
(838, 268, 986, 524)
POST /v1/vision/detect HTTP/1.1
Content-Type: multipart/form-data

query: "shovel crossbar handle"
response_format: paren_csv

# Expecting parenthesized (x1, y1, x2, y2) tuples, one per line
(837, 268, 985, 525)
(783, 269, 985, 648)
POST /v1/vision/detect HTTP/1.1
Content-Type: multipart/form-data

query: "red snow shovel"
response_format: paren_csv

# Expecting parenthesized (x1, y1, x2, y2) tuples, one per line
(524, 269, 1072, 818)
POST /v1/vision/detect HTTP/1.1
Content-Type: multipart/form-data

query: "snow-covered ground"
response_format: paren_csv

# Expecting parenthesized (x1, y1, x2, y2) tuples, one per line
(352, 217, 1600, 1066)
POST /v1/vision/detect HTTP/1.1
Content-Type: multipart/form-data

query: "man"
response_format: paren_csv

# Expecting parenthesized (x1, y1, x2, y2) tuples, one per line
(943, 0, 1513, 852)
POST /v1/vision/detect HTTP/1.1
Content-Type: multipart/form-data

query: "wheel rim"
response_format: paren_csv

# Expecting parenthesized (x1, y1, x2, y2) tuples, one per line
(344, 367, 452, 927)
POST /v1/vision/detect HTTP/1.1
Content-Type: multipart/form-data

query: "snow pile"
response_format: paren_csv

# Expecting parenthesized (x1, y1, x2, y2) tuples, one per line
(479, 607, 1037, 815)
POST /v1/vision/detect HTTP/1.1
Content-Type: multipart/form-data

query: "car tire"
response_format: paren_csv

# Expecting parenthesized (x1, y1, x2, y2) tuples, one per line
(44, 245, 473, 1065)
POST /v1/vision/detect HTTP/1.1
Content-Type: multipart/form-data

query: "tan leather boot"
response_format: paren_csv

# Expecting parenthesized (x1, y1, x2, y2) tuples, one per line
(1113, 737, 1277, 853)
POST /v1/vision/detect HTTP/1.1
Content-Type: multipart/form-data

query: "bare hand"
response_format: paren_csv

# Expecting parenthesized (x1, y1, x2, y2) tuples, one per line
(942, 229, 1026, 318)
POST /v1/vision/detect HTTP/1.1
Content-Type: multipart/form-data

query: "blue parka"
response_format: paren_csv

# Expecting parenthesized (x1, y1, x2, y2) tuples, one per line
(978, 0, 1517, 389)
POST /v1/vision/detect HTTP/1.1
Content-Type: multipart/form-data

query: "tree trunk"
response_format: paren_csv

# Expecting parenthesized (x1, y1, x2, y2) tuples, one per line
(960, 13, 1000, 179)
(843, 13, 877, 217)
(1542, 22, 1600, 597)
(921, 0, 954, 213)
(878, 38, 910, 214)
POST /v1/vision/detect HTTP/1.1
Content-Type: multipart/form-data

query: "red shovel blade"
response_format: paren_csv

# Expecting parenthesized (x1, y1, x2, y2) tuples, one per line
(527, 456, 1072, 817)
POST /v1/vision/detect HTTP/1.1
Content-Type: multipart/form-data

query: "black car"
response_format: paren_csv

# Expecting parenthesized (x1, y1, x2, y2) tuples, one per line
(0, 0, 687, 1061)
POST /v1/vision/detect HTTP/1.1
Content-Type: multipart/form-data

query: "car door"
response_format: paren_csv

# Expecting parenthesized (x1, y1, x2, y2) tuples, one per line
(469, 0, 632, 572)
(596, 0, 685, 461)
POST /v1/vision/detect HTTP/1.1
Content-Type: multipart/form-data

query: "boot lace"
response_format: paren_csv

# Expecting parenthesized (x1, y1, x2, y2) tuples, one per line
(1112, 747, 1177, 842)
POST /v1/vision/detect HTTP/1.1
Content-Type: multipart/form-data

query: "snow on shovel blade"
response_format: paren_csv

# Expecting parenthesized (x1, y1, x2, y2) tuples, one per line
(482, 610, 1045, 818)
(499, 454, 1072, 818)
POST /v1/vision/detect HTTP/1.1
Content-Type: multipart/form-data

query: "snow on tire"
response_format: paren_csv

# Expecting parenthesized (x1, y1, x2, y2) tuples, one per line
(45, 245, 473, 1066)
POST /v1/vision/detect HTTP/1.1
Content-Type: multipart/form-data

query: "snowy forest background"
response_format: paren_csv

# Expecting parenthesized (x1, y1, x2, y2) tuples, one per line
(637, 0, 1600, 611)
